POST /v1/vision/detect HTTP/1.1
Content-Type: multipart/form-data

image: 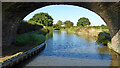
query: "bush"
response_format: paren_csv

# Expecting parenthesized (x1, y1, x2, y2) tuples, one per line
(17, 20, 43, 34)
(96, 31, 111, 45)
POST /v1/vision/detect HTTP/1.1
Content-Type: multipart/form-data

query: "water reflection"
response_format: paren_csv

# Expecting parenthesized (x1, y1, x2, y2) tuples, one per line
(54, 30, 61, 35)
(22, 30, 120, 66)
(66, 31, 97, 42)
(46, 30, 53, 39)
(45, 31, 120, 66)
(109, 49, 120, 66)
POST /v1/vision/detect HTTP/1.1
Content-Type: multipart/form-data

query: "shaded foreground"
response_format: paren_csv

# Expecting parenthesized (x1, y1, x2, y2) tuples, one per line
(1, 29, 48, 62)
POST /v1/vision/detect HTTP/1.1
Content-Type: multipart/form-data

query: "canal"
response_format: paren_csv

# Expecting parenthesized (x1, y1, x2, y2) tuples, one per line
(18, 30, 120, 67)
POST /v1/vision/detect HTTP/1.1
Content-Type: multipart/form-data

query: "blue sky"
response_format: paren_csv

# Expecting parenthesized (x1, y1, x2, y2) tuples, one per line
(23, 5, 106, 26)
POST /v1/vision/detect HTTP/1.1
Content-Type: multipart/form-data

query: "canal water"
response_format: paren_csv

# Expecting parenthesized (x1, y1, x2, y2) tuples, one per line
(21, 30, 120, 67)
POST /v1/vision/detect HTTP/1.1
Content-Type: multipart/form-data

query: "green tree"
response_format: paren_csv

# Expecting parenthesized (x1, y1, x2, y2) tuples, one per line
(29, 12, 53, 26)
(63, 20, 74, 28)
(101, 24, 105, 27)
(77, 17, 90, 26)
(53, 24, 60, 29)
(96, 32, 111, 45)
(56, 20, 62, 27)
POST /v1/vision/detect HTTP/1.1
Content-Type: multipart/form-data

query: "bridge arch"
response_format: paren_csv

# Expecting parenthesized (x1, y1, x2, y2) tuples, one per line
(2, 2, 120, 53)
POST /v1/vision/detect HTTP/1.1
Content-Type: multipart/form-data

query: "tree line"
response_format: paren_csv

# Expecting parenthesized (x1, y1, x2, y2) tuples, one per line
(24, 12, 91, 28)
(53, 17, 91, 28)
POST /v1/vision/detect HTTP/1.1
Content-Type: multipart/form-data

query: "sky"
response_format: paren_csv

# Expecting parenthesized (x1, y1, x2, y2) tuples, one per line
(23, 5, 106, 26)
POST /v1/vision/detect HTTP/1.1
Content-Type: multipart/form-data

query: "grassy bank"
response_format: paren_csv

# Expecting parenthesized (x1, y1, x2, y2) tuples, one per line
(1, 29, 48, 62)
(47, 26, 111, 46)
(16, 29, 47, 47)
(65, 26, 103, 37)
(64, 26, 111, 45)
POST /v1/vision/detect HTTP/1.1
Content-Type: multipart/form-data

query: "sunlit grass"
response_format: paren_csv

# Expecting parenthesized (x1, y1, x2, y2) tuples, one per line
(65, 26, 111, 45)
(102, 29, 109, 33)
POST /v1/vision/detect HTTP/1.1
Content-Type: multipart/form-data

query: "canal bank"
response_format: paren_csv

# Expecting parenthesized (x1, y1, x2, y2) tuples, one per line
(1, 41, 46, 68)
(67, 30, 120, 55)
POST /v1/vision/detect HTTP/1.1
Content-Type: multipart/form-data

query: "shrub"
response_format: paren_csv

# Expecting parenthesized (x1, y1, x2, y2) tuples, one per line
(17, 20, 43, 34)
(96, 31, 111, 45)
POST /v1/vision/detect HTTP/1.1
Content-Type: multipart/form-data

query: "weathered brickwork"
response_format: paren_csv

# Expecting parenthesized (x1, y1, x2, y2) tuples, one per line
(111, 30, 120, 54)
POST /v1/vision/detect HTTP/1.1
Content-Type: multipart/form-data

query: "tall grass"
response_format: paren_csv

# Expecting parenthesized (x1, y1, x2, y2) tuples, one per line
(16, 30, 47, 46)
(16, 33, 30, 45)
(30, 33, 45, 45)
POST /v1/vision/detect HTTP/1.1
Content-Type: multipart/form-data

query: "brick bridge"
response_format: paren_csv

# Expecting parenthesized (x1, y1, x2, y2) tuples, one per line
(2, 2, 120, 53)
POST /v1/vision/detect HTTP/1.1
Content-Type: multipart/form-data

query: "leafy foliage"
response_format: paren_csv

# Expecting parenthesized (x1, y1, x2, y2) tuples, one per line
(101, 24, 105, 27)
(63, 20, 74, 28)
(56, 20, 62, 27)
(29, 12, 53, 26)
(96, 32, 111, 45)
(53, 24, 60, 29)
(77, 17, 91, 26)
(17, 20, 43, 34)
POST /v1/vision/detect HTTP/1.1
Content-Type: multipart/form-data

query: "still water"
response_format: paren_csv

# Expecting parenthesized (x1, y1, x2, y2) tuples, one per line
(21, 30, 120, 67)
